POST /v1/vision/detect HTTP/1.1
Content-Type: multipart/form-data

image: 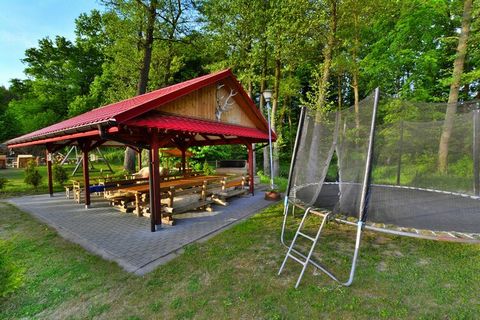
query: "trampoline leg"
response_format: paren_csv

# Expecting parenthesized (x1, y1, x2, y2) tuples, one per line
(280, 196, 290, 246)
(344, 221, 364, 286)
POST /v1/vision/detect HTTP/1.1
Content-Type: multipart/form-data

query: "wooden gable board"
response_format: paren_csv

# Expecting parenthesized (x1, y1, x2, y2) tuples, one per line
(158, 83, 257, 129)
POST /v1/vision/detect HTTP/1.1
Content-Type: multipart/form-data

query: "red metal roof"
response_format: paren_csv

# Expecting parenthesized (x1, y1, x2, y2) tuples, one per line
(7, 69, 271, 146)
(125, 113, 275, 141)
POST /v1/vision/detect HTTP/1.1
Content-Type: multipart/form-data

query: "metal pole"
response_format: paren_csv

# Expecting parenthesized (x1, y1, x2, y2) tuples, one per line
(286, 106, 306, 198)
(96, 147, 114, 173)
(60, 146, 75, 166)
(396, 120, 404, 185)
(281, 106, 306, 246)
(358, 88, 380, 222)
(473, 109, 480, 196)
(266, 100, 274, 190)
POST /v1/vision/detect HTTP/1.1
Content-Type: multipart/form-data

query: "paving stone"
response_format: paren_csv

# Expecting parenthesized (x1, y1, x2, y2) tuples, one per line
(7, 191, 274, 275)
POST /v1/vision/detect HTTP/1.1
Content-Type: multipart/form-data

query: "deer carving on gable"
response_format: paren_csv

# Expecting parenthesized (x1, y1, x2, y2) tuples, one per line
(215, 83, 237, 121)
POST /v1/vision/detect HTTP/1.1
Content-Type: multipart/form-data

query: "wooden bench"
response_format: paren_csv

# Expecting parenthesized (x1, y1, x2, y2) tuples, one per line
(212, 175, 250, 204)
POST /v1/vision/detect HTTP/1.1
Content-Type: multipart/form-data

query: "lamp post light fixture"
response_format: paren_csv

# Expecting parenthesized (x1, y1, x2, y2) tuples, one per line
(263, 89, 275, 190)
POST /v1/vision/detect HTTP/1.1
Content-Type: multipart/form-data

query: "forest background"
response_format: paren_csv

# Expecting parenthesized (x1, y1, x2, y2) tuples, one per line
(0, 0, 478, 177)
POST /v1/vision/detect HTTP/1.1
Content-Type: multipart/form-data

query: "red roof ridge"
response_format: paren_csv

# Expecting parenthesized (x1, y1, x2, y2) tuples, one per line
(6, 69, 234, 145)
(97, 68, 231, 114)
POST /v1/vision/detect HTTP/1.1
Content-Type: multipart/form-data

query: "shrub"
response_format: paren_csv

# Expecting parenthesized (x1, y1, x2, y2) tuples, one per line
(53, 164, 68, 186)
(202, 161, 215, 175)
(0, 177, 7, 190)
(24, 160, 42, 190)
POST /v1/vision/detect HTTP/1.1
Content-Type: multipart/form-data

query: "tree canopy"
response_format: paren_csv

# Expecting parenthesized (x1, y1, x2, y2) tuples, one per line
(1, 0, 478, 174)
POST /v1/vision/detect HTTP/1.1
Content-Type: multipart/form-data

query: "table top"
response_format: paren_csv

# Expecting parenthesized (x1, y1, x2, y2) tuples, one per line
(117, 175, 227, 194)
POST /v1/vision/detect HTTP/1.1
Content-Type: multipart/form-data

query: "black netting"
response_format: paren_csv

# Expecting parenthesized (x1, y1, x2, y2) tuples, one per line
(291, 92, 376, 219)
(289, 92, 480, 234)
(291, 107, 338, 206)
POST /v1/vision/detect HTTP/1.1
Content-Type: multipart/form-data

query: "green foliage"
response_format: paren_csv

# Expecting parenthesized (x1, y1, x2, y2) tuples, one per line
(0, 177, 8, 190)
(191, 145, 246, 161)
(449, 155, 473, 178)
(202, 161, 215, 175)
(52, 164, 68, 186)
(1, 0, 478, 181)
(102, 149, 125, 164)
(23, 161, 42, 190)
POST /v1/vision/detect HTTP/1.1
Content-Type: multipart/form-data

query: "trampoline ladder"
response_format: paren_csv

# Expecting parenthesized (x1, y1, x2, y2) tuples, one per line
(278, 207, 330, 288)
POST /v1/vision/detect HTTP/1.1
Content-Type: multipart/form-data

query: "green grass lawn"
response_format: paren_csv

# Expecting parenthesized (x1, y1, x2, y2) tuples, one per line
(1, 201, 479, 319)
(0, 163, 124, 199)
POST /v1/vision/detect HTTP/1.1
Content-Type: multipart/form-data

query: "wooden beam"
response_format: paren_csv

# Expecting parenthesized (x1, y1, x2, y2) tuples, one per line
(46, 147, 53, 197)
(8, 127, 118, 149)
(148, 148, 156, 232)
(137, 150, 142, 171)
(247, 144, 254, 195)
(151, 134, 163, 227)
(80, 140, 91, 208)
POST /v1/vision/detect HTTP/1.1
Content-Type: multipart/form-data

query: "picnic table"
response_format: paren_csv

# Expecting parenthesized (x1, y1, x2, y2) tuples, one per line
(116, 175, 229, 219)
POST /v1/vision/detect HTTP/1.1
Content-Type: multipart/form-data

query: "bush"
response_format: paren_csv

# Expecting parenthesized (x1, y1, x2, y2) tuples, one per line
(0, 177, 7, 190)
(53, 164, 68, 186)
(202, 161, 215, 175)
(24, 161, 42, 190)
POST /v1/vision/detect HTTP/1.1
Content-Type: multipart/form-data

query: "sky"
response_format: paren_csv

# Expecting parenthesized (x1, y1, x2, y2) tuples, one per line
(0, 0, 103, 88)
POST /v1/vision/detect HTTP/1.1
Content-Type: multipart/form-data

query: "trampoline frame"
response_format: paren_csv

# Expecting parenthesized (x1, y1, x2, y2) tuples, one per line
(279, 89, 480, 288)
(278, 88, 380, 287)
(290, 182, 480, 243)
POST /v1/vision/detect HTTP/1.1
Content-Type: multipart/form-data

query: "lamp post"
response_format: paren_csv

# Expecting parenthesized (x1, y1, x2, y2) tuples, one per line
(263, 89, 274, 190)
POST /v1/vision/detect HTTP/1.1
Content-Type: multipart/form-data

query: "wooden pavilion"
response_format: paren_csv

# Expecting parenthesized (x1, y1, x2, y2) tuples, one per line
(6, 69, 275, 231)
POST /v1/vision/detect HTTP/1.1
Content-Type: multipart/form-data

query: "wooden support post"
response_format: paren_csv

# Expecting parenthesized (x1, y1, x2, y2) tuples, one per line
(134, 193, 142, 217)
(137, 150, 142, 172)
(221, 177, 226, 192)
(81, 141, 91, 208)
(151, 134, 162, 227)
(148, 148, 156, 232)
(168, 186, 175, 208)
(247, 144, 254, 195)
(201, 180, 207, 201)
(46, 147, 53, 197)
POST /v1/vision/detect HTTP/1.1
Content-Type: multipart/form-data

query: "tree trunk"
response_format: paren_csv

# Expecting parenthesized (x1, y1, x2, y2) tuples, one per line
(307, 0, 337, 187)
(272, 58, 281, 178)
(314, 0, 337, 120)
(260, 40, 270, 176)
(352, 9, 360, 127)
(337, 73, 342, 111)
(352, 71, 360, 128)
(438, 0, 473, 173)
(124, 0, 158, 173)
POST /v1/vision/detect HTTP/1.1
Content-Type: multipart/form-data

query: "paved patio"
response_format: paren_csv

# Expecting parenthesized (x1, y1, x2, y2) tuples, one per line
(7, 190, 274, 275)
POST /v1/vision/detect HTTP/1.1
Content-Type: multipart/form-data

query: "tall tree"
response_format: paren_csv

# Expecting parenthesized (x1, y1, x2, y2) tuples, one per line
(124, 0, 159, 172)
(438, 0, 474, 172)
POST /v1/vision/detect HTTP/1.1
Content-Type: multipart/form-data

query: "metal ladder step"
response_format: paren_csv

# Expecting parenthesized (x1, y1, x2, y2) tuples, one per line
(279, 207, 331, 288)
(287, 252, 307, 266)
(297, 231, 315, 241)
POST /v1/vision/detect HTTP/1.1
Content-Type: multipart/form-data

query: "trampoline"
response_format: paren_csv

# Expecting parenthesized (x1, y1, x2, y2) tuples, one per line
(279, 89, 480, 288)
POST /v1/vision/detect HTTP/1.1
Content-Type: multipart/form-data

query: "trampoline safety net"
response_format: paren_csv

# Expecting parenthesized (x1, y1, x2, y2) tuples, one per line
(290, 92, 480, 236)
